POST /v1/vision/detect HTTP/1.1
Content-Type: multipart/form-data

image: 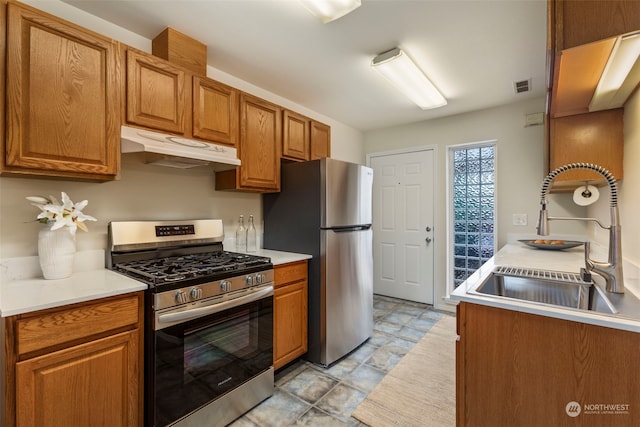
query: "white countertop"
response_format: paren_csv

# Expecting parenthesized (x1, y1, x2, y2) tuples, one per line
(0, 248, 312, 317)
(451, 242, 640, 333)
(0, 269, 147, 317)
(238, 248, 312, 265)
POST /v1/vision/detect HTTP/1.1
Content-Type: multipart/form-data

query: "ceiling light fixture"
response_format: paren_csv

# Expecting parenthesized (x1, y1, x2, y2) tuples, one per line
(590, 31, 640, 111)
(299, 0, 362, 23)
(371, 47, 447, 110)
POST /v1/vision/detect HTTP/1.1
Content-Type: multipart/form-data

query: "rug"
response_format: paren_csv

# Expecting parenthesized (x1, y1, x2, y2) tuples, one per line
(352, 315, 457, 427)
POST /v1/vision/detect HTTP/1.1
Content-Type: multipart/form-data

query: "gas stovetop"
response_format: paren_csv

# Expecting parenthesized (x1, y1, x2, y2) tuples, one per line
(106, 219, 272, 293)
(112, 250, 271, 288)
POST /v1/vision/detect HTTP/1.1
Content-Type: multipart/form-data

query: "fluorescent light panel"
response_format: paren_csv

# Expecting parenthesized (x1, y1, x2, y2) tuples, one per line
(590, 31, 640, 111)
(371, 48, 447, 110)
(299, 0, 361, 23)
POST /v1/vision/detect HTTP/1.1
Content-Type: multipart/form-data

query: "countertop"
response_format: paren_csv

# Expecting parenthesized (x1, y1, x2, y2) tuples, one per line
(451, 242, 640, 333)
(0, 248, 312, 317)
(238, 248, 312, 266)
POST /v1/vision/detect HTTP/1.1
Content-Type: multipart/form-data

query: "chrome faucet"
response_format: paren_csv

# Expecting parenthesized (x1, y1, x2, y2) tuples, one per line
(536, 163, 624, 293)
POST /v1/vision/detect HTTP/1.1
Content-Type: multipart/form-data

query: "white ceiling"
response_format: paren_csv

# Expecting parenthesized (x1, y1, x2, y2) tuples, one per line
(63, 0, 548, 131)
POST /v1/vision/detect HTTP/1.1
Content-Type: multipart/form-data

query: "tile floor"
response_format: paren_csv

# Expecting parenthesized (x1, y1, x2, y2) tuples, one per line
(229, 294, 453, 426)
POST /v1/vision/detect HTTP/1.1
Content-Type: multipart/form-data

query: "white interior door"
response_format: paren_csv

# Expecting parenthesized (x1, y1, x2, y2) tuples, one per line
(370, 149, 435, 304)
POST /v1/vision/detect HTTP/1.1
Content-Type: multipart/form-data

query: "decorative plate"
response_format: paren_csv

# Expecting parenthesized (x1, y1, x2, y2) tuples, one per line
(518, 239, 584, 251)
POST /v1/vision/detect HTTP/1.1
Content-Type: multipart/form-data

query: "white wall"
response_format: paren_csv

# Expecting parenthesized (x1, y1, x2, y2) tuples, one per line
(0, 0, 364, 260)
(364, 97, 588, 310)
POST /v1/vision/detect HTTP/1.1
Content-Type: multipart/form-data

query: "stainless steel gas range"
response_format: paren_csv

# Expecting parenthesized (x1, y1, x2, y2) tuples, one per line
(106, 219, 274, 427)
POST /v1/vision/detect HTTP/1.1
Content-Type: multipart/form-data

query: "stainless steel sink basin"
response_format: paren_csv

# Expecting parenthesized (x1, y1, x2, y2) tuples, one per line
(471, 266, 617, 314)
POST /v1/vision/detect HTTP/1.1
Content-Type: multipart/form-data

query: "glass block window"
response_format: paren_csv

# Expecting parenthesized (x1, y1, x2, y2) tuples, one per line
(450, 144, 496, 288)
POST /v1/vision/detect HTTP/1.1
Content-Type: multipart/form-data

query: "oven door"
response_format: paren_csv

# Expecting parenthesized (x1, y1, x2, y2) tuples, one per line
(148, 291, 273, 426)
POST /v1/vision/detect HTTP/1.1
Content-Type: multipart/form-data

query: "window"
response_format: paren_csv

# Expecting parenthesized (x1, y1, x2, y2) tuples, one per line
(449, 143, 496, 289)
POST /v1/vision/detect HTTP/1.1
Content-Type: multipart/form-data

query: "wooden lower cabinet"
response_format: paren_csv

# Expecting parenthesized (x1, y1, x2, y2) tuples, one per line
(15, 330, 138, 427)
(456, 302, 640, 426)
(4, 292, 144, 427)
(273, 261, 308, 370)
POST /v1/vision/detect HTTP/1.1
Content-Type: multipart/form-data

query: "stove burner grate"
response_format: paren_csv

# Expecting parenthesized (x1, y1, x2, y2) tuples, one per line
(113, 251, 271, 285)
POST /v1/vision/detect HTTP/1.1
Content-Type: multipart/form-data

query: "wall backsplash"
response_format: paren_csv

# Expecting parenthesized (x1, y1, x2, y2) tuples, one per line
(0, 154, 261, 259)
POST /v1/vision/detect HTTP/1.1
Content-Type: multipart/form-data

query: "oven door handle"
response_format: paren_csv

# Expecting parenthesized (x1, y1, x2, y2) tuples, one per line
(157, 285, 274, 325)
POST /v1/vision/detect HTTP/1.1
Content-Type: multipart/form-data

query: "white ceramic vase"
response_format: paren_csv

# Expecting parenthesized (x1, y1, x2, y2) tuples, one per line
(38, 225, 76, 280)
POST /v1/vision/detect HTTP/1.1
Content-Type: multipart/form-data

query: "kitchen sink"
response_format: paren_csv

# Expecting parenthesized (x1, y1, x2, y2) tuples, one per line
(471, 266, 617, 314)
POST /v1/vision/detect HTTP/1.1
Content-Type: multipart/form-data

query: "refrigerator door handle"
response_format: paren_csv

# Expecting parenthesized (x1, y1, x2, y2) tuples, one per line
(323, 225, 372, 232)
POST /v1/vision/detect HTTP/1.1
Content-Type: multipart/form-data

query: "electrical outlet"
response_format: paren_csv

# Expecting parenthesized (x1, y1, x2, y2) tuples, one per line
(513, 214, 528, 226)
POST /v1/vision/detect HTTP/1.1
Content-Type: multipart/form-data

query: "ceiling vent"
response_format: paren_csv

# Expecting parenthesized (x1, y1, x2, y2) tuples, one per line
(513, 79, 532, 94)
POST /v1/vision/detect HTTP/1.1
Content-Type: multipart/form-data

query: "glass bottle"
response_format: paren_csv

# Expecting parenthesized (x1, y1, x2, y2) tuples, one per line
(236, 215, 246, 252)
(247, 215, 257, 252)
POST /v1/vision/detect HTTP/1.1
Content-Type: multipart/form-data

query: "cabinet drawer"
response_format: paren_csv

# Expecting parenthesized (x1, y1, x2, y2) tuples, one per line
(274, 261, 308, 288)
(16, 294, 140, 356)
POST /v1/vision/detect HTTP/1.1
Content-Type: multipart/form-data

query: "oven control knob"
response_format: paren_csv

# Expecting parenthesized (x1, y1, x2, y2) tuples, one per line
(220, 281, 231, 292)
(189, 287, 202, 300)
(245, 275, 254, 286)
(255, 273, 264, 284)
(175, 290, 188, 304)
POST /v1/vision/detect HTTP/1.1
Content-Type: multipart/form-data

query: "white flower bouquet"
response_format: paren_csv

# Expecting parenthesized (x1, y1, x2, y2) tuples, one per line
(26, 192, 97, 235)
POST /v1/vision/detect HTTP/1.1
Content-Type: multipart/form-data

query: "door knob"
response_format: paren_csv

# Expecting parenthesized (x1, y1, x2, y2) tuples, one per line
(426, 226, 432, 232)
(425, 237, 432, 243)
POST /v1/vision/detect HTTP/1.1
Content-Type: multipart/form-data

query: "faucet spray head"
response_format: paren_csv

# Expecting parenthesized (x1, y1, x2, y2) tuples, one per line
(536, 205, 549, 236)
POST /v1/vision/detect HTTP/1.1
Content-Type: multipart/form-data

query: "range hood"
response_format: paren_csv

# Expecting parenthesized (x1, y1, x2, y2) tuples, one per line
(120, 125, 241, 169)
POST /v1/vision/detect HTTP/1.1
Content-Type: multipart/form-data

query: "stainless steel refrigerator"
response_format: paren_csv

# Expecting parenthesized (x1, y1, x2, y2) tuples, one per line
(263, 158, 373, 366)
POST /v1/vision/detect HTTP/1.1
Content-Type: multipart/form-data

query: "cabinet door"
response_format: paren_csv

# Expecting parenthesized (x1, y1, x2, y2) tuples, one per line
(193, 76, 239, 146)
(126, 49, 186, 134)
(274, 280, 308, 370)
(282, 110, 310, 161)
(458, 302, 640, 426)
(549, 109, 623, 186)
(310, 120, 331, 160)
(239, 93, 281, 190)
(16, 330, 140, 427)
(4, 3, 120, 179)
(554, 0, 640, 50)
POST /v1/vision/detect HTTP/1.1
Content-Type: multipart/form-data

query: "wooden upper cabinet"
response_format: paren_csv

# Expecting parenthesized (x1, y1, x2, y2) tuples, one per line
(549, 0, 640, 118)
(282, 110, 310, 161)
(310, 120, 331, 160)
(126, 49, 187, 134)
(215, 93, 281, 192)
(545, 0, 632, 187)
(549, 109, 624, 187)
(193, 76, 239, 146)
(553, 0, 640, 51)
(3, 2, 121, 180)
